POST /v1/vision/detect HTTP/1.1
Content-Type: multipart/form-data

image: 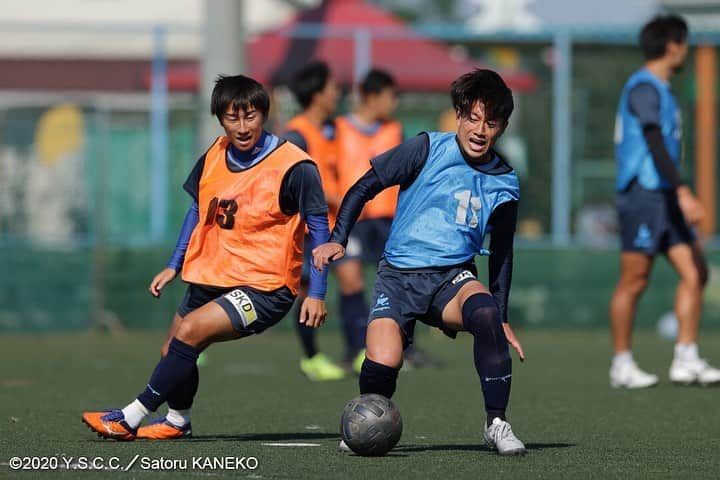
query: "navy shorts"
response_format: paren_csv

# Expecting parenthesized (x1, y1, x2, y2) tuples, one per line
(368, 258, 478, 347)
(177, 283, 295, 337)
(617, 181, 696, 255)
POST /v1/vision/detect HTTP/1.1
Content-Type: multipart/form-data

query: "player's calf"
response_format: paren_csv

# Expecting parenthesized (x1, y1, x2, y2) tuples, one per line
(360, 318, 404, 398)
(461, 293, 512, 425)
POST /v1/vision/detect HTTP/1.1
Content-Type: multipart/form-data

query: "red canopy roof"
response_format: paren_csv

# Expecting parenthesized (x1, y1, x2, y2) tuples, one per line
(163, 0, 537, 93)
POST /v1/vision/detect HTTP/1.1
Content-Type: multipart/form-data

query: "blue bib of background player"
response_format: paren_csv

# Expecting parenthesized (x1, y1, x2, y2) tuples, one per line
(383, 132, 520, 269)
(615, 68, 681, 191)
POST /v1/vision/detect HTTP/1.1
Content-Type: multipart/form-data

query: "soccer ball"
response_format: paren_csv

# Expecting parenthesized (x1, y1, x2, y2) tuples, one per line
(340, 394, 402, 456)
(657, 311, 678, 341)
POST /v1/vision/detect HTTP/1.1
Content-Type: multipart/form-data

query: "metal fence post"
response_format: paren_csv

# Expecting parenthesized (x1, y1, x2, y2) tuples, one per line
(150, 24, 169, 243)
(552, 30, 572, 245)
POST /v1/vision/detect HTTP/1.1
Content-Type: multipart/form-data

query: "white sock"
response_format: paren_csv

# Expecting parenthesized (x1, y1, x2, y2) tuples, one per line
(121, 399, 150, 429)
(613, 351, 634, 367)
(166, 408, 191, 428)
(675, 343, 699, 362)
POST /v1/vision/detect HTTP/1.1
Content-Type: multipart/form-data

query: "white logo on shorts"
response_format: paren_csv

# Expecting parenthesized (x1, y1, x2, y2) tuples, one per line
(372, 293, 391, 313)
(224, 289, 258, 327)
(451, 270, 475, 285)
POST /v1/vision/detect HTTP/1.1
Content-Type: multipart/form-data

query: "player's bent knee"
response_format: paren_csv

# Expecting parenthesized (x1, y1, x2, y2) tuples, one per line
(462, 295, 501, 334)
(175, 318, 207, 349)
(455, 281, 489, 307)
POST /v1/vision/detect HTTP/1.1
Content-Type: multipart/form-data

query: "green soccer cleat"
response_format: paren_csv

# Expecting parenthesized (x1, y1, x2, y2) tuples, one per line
(197, 352, 208, 367)
(300, 353, 346, 381)
(352, 349, 366, 375)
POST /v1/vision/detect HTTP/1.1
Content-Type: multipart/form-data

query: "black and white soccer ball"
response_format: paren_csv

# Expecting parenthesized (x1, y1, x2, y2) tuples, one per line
(340, 394, 402, 456)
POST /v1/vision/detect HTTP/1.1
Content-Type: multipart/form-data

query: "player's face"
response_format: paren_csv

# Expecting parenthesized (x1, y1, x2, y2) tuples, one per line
(221, 105, 265, 151)
(668, 40, 689, 72)
(318, 77, 340, 115)
(372, 87, 399, 120)
(456, 101, 506, 162)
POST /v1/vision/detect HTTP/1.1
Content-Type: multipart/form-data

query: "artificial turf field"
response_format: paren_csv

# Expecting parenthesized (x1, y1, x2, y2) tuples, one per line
(2, 329, 720, 479)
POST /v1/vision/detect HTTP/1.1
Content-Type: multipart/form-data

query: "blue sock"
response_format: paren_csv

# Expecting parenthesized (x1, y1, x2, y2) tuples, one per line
(340, 292, 368, 360)
(462, 293, 512, 423)
(137, 338, 199, 412)
(359, 358, 399, 398)
(167, 364, 199, 411)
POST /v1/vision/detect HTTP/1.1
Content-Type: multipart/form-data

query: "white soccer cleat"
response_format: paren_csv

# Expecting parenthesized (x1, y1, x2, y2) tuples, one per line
(338, 439, 351, 452)
(610, 361, 659, 389)
(483, 417, 527, 455)
(669, 358, 720, 386)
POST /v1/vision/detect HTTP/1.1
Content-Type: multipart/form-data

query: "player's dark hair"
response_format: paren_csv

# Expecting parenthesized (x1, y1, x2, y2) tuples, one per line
(289, 60, 331, 109)
(211, 75, 270, 122)
(451, 69, 514, 123)
(639, 14, 688, 60)
(360, 69, 396, 96)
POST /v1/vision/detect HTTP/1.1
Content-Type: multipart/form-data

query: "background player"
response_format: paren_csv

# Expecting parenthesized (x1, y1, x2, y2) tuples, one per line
(334, 68, 403, 371)
(284, 60, 346, 381)
(315, 69, 527, 455)
(81, 74, 330, 440)
(610, 15, 720, 388)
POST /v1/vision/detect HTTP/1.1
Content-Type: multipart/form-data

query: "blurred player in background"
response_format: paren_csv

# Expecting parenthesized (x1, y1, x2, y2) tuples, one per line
(610, 14, 720, 388)
(82, 75, 330, 440)
(315, 69, 527, 455)
(333, 69, 403, 372)
(284, 61, 347, 381)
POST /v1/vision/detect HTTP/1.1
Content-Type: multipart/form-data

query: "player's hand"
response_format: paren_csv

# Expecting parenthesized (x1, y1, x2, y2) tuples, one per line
(677, 186, 705, 226)
(502, 323, 525, 362)
(149, 268, 177, 298)
(299, 297, 327, 328)
(312, 242, 345, 271)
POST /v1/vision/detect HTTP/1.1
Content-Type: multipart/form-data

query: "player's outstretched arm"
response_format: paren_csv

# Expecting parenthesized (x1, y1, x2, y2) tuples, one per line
(312, 168, 385, 271)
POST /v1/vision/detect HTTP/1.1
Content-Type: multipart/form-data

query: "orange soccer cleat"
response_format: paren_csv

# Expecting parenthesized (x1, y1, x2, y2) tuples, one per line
(81, 409, 137, 441)
(136, 417, 192, 440)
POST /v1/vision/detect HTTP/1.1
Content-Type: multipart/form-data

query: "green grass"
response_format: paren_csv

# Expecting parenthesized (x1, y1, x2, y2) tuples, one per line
(2, 329, 720, 479)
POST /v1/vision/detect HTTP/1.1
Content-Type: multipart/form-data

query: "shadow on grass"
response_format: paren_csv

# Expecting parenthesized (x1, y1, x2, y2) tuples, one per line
(187, 432, 339, 442)
(395, 442, 576, 453)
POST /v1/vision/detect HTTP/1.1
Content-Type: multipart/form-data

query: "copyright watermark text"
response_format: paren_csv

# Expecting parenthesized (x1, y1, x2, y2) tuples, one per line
(7, 455, 259, 472)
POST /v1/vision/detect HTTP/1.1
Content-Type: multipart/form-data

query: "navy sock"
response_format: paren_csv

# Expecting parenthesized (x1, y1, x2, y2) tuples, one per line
(137, 337, 200, 412)
(167, 364, 199, 411)
(462, 293, 512, 423)
(359, 358, 399, 398)
(340, 292, 368, 360)
(294, 301, 318, 358)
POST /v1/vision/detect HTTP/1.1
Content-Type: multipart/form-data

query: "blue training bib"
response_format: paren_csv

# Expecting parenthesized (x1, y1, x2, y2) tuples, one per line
(383, 132, 519, 269)
(615, 69, 681, 191)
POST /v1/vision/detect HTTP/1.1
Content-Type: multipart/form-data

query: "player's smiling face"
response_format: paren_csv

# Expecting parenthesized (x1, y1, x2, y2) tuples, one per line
(456, 101, 506, 162)
(221, 104, 265, 152)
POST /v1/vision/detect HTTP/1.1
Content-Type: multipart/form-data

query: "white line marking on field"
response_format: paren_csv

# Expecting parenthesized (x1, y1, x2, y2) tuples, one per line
(261, 442, 321, 447)
(304, 425, 320, 430)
